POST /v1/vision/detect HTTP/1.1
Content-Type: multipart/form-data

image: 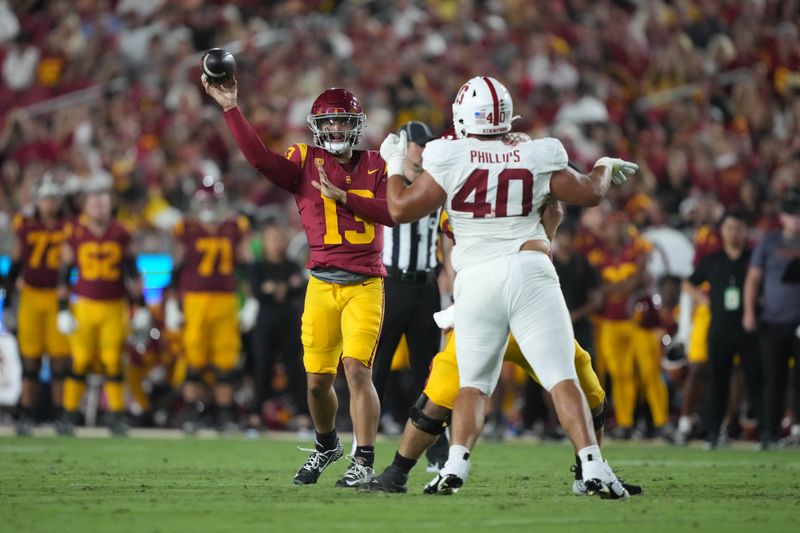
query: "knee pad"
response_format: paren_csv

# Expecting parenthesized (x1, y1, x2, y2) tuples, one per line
(214, 368, 237, 384)
(592, 397, 608, 431)
(409, 394, 447, 436)
(22, 358, 41, 380)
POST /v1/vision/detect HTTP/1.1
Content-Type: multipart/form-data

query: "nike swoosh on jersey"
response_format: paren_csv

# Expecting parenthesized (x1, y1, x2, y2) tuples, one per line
(367, 168, 381, 175)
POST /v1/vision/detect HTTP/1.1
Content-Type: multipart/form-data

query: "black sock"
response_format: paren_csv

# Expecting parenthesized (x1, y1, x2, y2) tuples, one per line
(391, 452, 417, 475)
(315, 429, 338, 451)
(20, 406, 34, 418)
(355, 445, 375, 467)
(574, 454, 582, 479)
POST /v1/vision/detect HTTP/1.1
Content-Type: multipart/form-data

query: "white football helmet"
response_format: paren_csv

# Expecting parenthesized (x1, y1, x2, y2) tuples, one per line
(452, 76, 514, 139)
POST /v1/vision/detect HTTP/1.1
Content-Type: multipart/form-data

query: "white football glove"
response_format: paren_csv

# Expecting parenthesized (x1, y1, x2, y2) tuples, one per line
(380, 130, 407, 178)
(238, 297, 260, 333)
(594, 157, 638, 186)
(131, 306, 152, 333)
(433, 304, 455, 330)
(164, 297, 183, 331)
(57, 310, 77, 335)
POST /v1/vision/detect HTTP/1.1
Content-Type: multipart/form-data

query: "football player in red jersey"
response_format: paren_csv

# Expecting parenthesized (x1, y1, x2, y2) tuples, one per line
(3, 176, 70, 435)
(162, 178, 257, 434)
(56, 176, 151, 436)
(203, 76, 395, 487)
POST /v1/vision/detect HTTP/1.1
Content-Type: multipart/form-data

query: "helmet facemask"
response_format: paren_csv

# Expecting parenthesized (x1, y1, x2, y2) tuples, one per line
(307, 113, 366, 155)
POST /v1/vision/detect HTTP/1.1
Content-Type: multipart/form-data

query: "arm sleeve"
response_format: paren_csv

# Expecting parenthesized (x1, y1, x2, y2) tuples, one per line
(223, 107, 301, 191)
(345, 174, 395, 227)
(421, 140, 454, 194)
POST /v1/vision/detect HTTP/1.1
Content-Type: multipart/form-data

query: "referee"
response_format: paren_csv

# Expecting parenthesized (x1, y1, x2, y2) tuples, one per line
(373, 121, 440, 399)
(372, 121, 447, 466)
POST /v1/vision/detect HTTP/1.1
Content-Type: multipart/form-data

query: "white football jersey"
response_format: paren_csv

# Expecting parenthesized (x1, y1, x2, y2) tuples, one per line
(423, 137, 568, 272)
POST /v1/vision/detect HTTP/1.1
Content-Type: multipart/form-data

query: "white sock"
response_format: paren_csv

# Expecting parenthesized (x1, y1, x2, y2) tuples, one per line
(441, 444, 471, 480)
(578, 445, 602, 465)
(678, 415, 692, 434)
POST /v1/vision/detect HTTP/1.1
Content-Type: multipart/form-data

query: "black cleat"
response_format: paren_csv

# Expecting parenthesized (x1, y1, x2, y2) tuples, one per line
(364, 464, 409, 493)
(16, 411, 34, 436)
(619, 479, 643, 495)
(335, 455, 375, 488)
(57, 411, 79, 436)
(109, 412, 129, 437)
(182, 402, 205, 435)
(216, 407, 238, 435)
(293, 440, 344, 485)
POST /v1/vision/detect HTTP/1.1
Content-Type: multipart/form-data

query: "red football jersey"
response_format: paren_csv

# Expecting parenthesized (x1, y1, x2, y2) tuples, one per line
(599, 241, 645, 320)
(692, 225, 722, 266)
(66, 218, 131, 300)
(175, 217, 249, 293)
(13, 213, 66, 289)
(284, 143, 388, 277)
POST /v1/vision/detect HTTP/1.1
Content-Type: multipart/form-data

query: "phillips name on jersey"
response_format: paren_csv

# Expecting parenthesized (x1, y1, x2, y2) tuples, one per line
(422, 136, 568, 272)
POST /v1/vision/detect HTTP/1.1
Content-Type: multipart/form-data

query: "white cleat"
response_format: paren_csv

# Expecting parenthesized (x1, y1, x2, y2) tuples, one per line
(582, 459, 630, 500)
(423, 473, 464, 495)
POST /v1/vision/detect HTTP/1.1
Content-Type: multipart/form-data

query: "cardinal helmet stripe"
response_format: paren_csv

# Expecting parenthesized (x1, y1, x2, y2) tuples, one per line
(482, 77, 500, 125)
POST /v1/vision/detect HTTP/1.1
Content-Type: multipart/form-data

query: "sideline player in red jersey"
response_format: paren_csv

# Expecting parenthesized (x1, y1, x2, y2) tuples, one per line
(203, 76, 395, 487)
(162, 178, 257, 434)
(3, 176, 71, 435)
(56, 176, 151, 436)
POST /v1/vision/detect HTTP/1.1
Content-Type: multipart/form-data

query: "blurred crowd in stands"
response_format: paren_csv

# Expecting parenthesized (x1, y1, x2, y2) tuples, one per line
(1, 0, 799, 444)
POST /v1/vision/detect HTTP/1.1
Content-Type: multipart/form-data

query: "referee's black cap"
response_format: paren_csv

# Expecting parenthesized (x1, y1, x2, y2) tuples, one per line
(398, 121, 436, 147)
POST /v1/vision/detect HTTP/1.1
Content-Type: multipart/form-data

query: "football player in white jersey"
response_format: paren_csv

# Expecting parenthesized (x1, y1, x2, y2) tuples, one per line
(380, 76, 637, 498)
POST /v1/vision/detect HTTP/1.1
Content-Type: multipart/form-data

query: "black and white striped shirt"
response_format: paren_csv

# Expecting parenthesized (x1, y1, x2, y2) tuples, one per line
(383, 210, 440, 272)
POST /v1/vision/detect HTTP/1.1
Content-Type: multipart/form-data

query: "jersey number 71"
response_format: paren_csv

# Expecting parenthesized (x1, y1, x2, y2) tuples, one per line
(451, 169, 533, 218)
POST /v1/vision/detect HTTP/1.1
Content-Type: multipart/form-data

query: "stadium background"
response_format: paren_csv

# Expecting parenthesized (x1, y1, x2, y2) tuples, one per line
(1, 0, 799, 446)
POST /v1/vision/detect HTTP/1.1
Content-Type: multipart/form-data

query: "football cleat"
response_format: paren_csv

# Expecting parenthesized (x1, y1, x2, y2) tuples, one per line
(571, 463, 643, 496)
(109, 412, 129, 437)
(363, 465, 408, 493)
(293, 440, 344, 485)
(423, 473, 463, 495)
(56, 411, 79, 437)
(335, 455, 375, 488)
(181, 402, 205, 435)
(16, 411, 34, 437)
(581, 458, 630, 500)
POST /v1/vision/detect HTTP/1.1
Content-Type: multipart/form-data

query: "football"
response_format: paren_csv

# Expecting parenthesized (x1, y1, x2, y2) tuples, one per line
(201, 48, 236, 85)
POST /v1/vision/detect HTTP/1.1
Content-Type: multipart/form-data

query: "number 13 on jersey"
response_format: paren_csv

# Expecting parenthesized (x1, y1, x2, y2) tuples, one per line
(322, 190, 375, 245)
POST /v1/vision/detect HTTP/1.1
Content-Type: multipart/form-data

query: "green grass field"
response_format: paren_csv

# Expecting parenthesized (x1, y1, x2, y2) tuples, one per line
(1, 435, 798, 532)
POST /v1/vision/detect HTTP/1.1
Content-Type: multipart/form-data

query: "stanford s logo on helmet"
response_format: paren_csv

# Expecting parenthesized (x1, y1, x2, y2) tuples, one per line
(452, 77, 514, 139)
(307, 88, 366, 155)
